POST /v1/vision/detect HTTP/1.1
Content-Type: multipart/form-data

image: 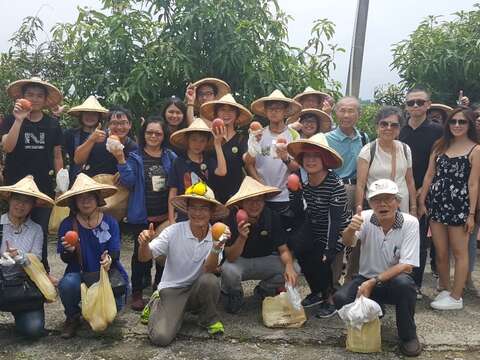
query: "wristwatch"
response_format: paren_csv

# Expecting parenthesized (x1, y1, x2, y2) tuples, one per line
(373, 276, 382, 286)
(282, 156, 292, 165)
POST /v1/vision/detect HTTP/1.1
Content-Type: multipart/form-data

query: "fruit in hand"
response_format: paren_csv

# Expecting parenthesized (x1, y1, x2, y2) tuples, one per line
(276, 136, 287, 144)
(212, 118, 224, 131)
(249, 121, 262, 131)
(17, 98, 32, 112)
(64, 231, 79, 247)
(211, 222, 227, 240)
(287, 173, 301, 191)
(236, 209, 248, 224)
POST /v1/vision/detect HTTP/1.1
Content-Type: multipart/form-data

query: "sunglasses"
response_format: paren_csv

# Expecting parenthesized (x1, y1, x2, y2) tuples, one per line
(378, 120, 400, 129)
(406, 99, 427, 107)
(448, 119, 468, 126)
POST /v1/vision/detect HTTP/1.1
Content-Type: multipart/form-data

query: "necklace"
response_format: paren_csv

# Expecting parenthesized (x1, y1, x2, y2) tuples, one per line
(78, 211, 100, 229)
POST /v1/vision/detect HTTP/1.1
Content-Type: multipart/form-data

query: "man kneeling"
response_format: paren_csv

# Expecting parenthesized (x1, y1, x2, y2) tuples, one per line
(222, 176, 298, 314)
(333, 179, 422, 357)
(138, 184, 229, 346)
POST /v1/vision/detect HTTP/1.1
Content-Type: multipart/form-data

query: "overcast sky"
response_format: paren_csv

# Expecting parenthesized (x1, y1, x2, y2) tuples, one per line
(0, 0, 477, 99)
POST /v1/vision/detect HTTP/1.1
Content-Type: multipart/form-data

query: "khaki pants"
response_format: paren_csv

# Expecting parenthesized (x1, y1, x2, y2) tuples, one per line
(343, 184, 361, 283)
(148, 273, 220, 346)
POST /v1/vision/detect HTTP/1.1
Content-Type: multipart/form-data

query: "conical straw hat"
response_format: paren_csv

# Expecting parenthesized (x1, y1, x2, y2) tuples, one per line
(226, 176, 281, 207)
(200, 93, 253, 127)
(192, 78, 231, 105)
(0, 175, 54, 207)
(171, 182, 229, 220)
(430, 103, 453, 113)
(56, 173, 117, 207)
(250, 89, 302, 118)
(68, 95, 109, 117)
(287, 108, 332, 125)
(6, 77, 63, 109)
(169, 117, 214, 151)
(287, 132, 343, 169)
(293, 86, 330, 104)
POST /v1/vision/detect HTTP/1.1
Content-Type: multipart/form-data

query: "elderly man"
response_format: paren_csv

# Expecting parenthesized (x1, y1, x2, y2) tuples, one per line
(137, 184, 229, 346)
(326, 96, 369, 283)
(333, 179, 421, 357)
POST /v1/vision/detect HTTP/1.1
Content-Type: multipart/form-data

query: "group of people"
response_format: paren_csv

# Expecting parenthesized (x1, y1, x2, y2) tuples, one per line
(0, 75, 479, 358)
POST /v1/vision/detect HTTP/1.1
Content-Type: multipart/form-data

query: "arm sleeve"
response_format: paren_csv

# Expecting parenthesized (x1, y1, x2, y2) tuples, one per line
(57, 218, 77, 264)
(31, 223, 43, 260)
(271, 211, 288, 248)
(399, 216, 420, 267)
(53, 120, 63, 146)
(327, 182, 348, 251)
(358, 143, 371, 162)
(107, 216, 121, 254)
(117, 155, 137, 189)
(148, 224, 172, 258)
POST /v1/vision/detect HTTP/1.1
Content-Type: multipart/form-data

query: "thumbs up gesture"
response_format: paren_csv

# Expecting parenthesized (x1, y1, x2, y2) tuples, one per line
(348, 206, 364, 232)
(138, 223, 156, 246)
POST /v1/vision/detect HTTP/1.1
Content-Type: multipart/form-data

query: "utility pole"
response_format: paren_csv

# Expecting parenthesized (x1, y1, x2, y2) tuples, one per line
(346, 0, 369, 97)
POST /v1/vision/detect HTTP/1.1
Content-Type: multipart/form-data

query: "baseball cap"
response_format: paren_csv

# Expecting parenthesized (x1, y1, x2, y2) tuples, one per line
(367, 179, 399, 200)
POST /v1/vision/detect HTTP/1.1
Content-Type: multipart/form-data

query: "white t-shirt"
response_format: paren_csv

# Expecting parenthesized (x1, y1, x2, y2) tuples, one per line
(255, 126, 299, 202)
(359, 140, 412, 212)
(355, 209, 419, 278)
(149, 221, 220, 290)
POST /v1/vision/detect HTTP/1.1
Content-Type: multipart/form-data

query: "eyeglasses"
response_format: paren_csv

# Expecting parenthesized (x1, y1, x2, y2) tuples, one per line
(110, 121, 130, 127)
(188, 205, 211, 213)
(406, 99, 427, 107)
(370, 195, 397, 204)
(448, 119, 468, 126)
(145, 131, 163, 137)
(378, 120, 400, 129)
(198, 91, 214, 97)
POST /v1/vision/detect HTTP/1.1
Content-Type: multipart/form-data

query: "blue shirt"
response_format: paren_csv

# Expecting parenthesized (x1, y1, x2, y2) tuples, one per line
(326, 127, 368, 179)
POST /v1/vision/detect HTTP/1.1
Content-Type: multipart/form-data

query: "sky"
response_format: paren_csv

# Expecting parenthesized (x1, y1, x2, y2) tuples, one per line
(0, 0, 477, 99)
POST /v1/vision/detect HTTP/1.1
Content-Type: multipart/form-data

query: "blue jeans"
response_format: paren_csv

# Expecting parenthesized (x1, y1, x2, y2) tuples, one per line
(12, 308, 45, 339)
(59, 272, 126, 319)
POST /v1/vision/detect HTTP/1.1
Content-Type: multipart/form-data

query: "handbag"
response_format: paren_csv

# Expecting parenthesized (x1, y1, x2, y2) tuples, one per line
(0, 224, 45, 313)
(72, 219, 127, 297)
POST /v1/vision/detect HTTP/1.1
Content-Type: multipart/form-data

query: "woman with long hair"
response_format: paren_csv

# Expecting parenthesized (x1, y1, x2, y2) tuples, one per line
(419, 106, 480, 310)
(161, 96, 188, 152)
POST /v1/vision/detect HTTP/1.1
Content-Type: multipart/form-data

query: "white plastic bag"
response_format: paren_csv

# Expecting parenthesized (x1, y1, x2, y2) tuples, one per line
(338, 295, 382, 330)
(285, 283, 302, 311)
(55, 168, 70, 193)
(106, 137, 124, 153)
(247, 131, 262, 157)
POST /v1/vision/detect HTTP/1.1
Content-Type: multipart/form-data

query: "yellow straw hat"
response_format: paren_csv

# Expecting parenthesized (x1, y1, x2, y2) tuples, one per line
(67, 95, 109, 118)
(169, 117, 214, 151)
(287, 133, 343, 169)
(293, 86, 330, 104)
(171, 182, 229, 220)
(287, 108, 332, 125)
(55, 173, 117, 207)
(192, 77, 231, 106)
(250, 89, 302, 118)
(200, 93, 253, 127)
(6, 77, 63, 109)
(0, 176, 54, 207)
(225, 176, 281, 207)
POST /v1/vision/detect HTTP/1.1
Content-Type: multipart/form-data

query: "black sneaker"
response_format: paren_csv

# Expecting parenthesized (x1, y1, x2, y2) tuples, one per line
(301, 293, 323, 308)
(224, 291, 244, 314)
(315, 302, 337, 318)
(253, 285, 276, 301)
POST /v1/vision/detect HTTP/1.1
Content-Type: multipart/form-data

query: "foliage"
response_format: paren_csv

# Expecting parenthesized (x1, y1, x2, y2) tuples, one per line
(0, 0, 344, 123)
(357, 103, 380, 140)
(391, 5, 480, 105)
(373, 83, 405, 107)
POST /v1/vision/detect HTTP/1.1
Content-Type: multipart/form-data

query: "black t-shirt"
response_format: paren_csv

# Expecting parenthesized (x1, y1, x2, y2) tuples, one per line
(209, 133, 247, 204)
(399, 119, 443, 189)
(143, 151, 169, 216)
(0, 114, 63, 196)
(82, 137, 138, 177)
(167, 154, 217, 195)
(226, 206, 287, 258)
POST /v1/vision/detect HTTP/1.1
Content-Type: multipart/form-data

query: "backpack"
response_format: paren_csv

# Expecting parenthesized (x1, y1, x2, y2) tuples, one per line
(368, 140, 408, 169)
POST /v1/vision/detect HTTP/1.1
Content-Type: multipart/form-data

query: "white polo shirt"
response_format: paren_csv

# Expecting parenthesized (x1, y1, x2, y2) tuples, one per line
(356, 210, 419, 279)
(149, 221, 220, 290)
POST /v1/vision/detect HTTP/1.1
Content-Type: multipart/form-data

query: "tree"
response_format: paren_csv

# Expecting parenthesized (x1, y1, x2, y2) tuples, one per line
(391, 5, 480, 105)
(0, 0, 344, 121)
(373, 83, 405, 107)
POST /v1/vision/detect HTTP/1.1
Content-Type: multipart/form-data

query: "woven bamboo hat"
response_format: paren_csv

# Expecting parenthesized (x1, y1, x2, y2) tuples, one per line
(287, 132, 343, 169)
(430, 103, 453, 113)
(287, 108, 332, 125)
(225, 176, 281, 207)
(169, 117, 214, 151)
(56, 173, 117, 207)
(250, 89, 302, 118)
(6, 77, 63, 108)
(293, 86, 329, 104)
(68, 95, 109, 118)
(192, 77, 231, 105)
(200, 93, 253, 127)
(171, 182, 229, 220)
(0, 176, 54, 207)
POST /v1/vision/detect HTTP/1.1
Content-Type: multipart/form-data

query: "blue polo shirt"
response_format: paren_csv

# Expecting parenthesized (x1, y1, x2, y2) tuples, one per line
(326, 127, 368, 179)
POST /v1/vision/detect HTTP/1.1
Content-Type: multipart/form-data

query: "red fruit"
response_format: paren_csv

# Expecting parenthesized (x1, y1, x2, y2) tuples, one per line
(276, 136, 287, 144)
(187, 88, 194, 97)
(236, 209, 248, 224)
(287, 173, 301, 191)
(17, 98, 32, 112)
(249, 121, 262, 131)
(212, 118, 224, 131)
(64, 231, 79, 247)
(211, 222, 226, 240)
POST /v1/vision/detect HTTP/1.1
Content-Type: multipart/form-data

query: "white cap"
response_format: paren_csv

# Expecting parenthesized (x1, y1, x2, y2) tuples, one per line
(367, 179, 399, 200)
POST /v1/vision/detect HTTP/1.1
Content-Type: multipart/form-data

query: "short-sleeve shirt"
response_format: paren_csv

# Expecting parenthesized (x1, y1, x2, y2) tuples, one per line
(149, 221, 219, 290)
(143, 151, 169, 216)
(255, 126, 299, 202)
(226, 206, 287, 258)
(399, 119, 443, 189)
(326, 127, 367, 180)
(167, 154, 217, 195)
(358, 140, 412, 212)
(0, 114, 63, 197)
(355, 209, 419, 278)
(209, 133, 247, 203)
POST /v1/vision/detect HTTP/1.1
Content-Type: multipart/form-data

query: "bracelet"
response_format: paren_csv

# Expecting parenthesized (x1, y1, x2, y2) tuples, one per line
(210, 247, 222, 255)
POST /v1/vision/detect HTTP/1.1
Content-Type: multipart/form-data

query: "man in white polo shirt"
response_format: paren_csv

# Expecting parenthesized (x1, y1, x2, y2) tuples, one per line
(137, 184, 229, 346)
(333, 179, 422, 357)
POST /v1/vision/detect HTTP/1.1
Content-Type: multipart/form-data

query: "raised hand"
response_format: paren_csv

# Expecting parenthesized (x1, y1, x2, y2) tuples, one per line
(138, 223, 156, 246)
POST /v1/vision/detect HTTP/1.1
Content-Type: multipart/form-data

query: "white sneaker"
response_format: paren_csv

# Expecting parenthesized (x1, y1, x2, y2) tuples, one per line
(430, 295, 463, 310)
(433, 290, 450, 302)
